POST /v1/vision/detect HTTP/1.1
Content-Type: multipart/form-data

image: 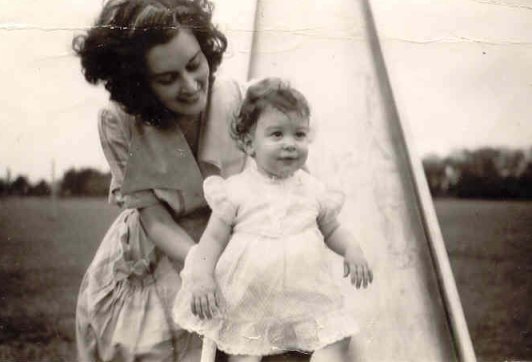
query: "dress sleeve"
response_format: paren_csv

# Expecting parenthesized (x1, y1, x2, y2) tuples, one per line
(98, 106, 158, 208)
(317, 185, 345, 238)
(203, 176, 237, 225)
(200, 78, 246, 177)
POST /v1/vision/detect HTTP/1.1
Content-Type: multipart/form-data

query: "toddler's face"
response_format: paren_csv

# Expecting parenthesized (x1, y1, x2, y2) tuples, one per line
(247, 106, 310, 179)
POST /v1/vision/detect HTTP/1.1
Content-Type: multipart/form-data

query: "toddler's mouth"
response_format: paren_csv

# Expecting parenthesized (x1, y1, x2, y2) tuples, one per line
(278, 156, 299, 162)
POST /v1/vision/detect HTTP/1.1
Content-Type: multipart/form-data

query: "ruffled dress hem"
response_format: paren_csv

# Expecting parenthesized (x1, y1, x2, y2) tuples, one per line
(173, 307, 359, 356)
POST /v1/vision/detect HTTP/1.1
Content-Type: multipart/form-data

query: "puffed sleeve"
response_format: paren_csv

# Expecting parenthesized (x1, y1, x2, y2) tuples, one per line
(317, 186, 345, 238)
(203, 176, 237, 225)
(98, 105, 159, 208)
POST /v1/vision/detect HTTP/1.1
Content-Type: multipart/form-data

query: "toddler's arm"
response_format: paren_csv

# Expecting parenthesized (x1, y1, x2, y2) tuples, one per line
(323, 223, 373, 289)
(188, 214, 232, 319)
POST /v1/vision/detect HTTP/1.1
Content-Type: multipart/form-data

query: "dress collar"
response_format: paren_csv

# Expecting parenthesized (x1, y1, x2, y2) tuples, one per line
(121, 120, 205, 195)
(247, 159, 302, 186)
(119, 78, 246, 195)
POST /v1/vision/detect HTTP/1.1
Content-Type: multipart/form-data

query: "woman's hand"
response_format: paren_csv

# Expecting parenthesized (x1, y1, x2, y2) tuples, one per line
(343, 244, 373, 289)
(189, 272, 222, 320)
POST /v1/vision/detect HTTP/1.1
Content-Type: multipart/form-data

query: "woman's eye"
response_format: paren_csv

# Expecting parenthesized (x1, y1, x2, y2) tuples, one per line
(186, 61, 200, 72)
(155, 74, 177, 85)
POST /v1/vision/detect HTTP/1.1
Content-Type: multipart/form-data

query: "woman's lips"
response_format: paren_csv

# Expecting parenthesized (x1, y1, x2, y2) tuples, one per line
(177, 92, 200, 103)
(177, 86, 204, 103)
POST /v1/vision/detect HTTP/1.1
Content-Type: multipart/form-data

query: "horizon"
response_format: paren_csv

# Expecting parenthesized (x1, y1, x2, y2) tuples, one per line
(3, 144, 532, 184)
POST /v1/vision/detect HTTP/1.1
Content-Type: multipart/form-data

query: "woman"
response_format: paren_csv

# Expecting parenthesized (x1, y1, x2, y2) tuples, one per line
(73, 0, 246, 360)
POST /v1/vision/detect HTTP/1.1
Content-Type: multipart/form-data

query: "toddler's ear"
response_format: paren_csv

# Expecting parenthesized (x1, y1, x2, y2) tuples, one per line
(307, 121, 317, 143)
(242, 135, 255, 157)
(308, 127, 316, 143)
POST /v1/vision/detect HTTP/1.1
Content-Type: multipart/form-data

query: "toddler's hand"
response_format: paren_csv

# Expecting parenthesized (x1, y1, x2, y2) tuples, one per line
(189, 274, 222, 320)
(343, 245, 373, 289)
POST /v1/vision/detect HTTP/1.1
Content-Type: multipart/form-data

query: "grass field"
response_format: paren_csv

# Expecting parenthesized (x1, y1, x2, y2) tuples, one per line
(0, 197, 119, 362)
(0, 197, 530, 361)
(434, 199, 532, 361)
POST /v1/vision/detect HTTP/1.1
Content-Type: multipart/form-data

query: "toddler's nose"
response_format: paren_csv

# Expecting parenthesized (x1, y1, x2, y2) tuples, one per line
(282, 142, 296, 152)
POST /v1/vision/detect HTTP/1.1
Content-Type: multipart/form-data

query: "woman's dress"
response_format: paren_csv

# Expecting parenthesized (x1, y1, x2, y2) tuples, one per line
(75, 79, 246, 362)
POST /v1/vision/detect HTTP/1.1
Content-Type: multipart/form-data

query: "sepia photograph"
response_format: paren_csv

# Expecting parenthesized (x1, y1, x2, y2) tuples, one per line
(1, 0, 531, 361)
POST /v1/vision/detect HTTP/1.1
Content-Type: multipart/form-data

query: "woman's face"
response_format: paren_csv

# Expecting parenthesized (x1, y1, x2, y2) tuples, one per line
(146, 30, 210, 117)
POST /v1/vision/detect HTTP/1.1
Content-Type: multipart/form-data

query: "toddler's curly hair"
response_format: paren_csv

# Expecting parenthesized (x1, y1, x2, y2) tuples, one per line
(231, 78, 311, 151)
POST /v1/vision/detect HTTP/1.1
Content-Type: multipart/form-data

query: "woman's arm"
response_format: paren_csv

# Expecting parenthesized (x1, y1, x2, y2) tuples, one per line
(100, 106, 199, 263)
(139, 204, 196, 263)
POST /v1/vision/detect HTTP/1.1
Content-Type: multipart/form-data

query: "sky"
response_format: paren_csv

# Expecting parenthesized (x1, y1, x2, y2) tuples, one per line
(1, 0, 531, 182)
(371, 0, 532, 157)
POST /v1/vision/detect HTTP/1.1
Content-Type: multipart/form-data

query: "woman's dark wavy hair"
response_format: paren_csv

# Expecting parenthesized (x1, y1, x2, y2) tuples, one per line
(231, 78, 311, 152)
(73, 0, 227, 127)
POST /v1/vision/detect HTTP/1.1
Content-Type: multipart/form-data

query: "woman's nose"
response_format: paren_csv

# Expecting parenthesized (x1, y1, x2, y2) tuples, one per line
(180, 73, 197, 94)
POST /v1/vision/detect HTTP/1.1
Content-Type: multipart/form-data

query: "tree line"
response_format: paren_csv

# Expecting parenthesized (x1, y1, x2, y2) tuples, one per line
(2, 146, 531, 199)
(423, 147, 532, 199)
(1, 168, 111, 197)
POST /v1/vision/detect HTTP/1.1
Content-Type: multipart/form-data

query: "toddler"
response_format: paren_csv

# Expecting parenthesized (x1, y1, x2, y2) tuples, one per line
(173, 78, 373, 362)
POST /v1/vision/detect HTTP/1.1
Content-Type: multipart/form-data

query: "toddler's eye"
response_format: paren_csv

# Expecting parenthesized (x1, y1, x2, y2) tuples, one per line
(271, 131, 283, 139)
(295, 131, 307, 139)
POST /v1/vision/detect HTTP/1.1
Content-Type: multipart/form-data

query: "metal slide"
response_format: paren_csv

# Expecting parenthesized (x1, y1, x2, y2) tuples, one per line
(205, 0, 477, 360)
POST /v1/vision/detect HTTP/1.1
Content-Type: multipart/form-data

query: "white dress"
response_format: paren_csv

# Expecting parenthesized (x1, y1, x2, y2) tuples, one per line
(172, 164, 359, 356)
